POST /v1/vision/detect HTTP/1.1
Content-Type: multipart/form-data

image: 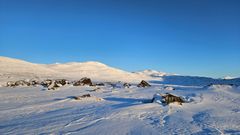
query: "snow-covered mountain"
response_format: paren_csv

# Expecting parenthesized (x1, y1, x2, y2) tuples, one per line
(133, 69, 167, 77)
(44, 61, 152, 82)
(0, 56, 60, 84)
(0, 56, 151, 83)
(1, 56, 239, 86)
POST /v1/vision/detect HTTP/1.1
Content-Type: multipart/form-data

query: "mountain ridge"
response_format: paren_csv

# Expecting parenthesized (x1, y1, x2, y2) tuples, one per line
(0, 56, 152, 83)
(0, 56, 239, 86)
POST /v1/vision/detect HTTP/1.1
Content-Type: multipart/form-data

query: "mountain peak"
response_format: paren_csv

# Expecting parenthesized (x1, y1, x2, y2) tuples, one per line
(134, 69, 167, 77)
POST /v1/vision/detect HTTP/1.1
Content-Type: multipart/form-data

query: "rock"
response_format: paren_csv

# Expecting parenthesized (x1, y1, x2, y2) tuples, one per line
(137, 80, 151, 87)
(89, 87, 101, 92)
(123, 83, 131, 88)
(7, 80, 37, 87)
(95, 83, 105, 86)
(41, 79, 53, 87)
(29, 79, 40, 86)
(55, 79, 68, 86)
(73, 77, 93, 86)
(162, 93, 185, 105)
(15, 80, 30, 86)
(40, 79, 69, 90)
(73, 94, 91, 100)
(47, 81, 60, 90)
(152, 93, 185, 105)
(72, 94, 103, 101)
(6, 81, 16, 87)
(80, 94, 91, 98)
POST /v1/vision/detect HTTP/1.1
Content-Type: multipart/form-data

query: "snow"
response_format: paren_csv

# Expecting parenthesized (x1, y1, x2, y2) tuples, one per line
(223, 76, 235, 80)
(0, 56, 240, 135)
(0, 56, 151, 85)
(134, 69, 167, 78)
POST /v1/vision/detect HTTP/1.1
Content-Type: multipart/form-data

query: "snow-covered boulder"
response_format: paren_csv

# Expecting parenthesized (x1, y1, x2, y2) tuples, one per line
(152, 93, 186, 105)
(164, 86, 175, 91)
(6, 81, 16, 87)
(152, 93, 164, 105)
(123, 83, 131, 88)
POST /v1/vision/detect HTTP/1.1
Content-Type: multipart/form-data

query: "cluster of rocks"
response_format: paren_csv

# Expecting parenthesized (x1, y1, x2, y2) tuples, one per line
(44, 79, 69, 90)
(6, 78, 152, 90)
(39, 78, 92, 90)
(106, 82, 132, 89)
(105, 80, 151, 89)
(7, 80, 40, 87)
(73, 77, 93, 86)
(6, 78, 90, 89)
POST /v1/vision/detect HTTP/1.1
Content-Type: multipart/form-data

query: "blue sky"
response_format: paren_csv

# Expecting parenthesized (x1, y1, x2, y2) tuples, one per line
(0, 0, 240, 78)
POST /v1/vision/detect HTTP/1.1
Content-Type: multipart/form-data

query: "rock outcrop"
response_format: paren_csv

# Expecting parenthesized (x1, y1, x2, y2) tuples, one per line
(73, 77, 93, 86)
(152, 93, 185, 105)
(137, 80, 151, 87)
(123, 83, 131, 88)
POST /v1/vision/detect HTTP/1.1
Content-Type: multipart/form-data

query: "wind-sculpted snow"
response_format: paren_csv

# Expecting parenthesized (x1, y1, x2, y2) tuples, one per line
(0, 82, 239, 134)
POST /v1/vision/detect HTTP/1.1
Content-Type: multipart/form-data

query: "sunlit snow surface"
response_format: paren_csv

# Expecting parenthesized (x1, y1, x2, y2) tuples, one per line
(0, 57, 239, 135)
(0, 84, 239, 135)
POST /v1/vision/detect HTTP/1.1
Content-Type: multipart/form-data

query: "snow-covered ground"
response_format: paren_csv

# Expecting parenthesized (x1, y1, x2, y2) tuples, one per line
(0, 56, 239, 135)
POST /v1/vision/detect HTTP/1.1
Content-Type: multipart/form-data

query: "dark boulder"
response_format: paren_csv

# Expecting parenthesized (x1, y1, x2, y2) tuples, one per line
(123, 83, 131, 88)
(73, 77, 93, 86)
(137, 80, 151, 87)
(162, 93, 185, 105)
(41, 79, 53, 87)
(55, 79, 68, 86)
(47, 81, 60, 90)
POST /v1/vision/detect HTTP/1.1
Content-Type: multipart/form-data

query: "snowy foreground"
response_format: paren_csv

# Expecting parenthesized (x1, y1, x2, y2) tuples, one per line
(0, 57, 240, 135)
